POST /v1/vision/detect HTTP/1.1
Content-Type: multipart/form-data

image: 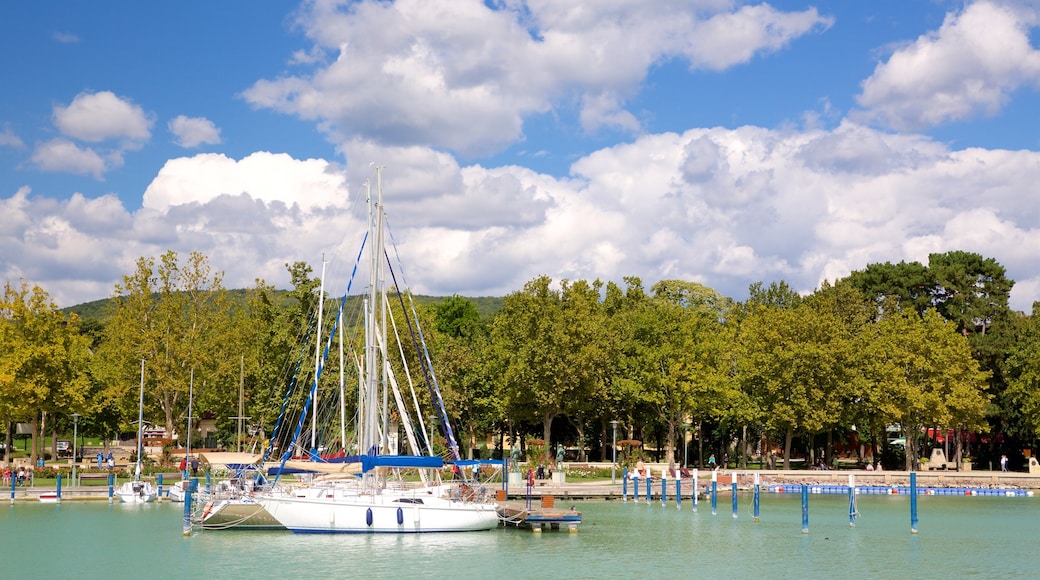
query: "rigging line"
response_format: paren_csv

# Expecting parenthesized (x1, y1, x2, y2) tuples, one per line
(383, 251, 459, 460)
(379, 294, 426, 457)
(381, 217, 457, 456)
(271, 232, 368, 482)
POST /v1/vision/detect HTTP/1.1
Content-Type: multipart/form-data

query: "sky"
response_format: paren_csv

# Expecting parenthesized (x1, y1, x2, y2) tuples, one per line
(3, 0, 1040, 312)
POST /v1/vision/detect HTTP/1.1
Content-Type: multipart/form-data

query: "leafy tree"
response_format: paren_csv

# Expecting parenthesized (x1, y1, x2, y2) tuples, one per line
(0, 280, 92, 464)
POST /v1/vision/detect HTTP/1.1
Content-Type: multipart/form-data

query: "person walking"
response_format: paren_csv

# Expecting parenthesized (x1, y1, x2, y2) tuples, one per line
(1001, 454, 1009, 472)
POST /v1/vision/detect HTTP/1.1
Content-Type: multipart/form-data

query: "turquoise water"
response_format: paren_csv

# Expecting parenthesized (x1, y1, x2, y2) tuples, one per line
(3, 495, 1036, 578)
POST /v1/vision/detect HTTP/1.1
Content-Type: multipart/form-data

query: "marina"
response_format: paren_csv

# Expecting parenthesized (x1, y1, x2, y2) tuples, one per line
(4, 493, 1038, 578)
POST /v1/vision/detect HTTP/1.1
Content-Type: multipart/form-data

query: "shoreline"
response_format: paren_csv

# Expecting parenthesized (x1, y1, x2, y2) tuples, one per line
(7, 467, 1038, 503)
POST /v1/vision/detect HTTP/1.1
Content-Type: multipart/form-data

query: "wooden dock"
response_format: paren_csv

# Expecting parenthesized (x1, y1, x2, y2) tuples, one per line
(497, 493, 582, 532)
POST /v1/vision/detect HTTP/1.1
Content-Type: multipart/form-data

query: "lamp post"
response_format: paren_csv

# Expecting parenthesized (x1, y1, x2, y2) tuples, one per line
(610, 420, 619, 484)
(71, 413, 81, 486)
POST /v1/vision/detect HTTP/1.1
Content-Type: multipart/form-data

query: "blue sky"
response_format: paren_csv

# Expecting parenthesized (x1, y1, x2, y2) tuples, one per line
(2, 0, 1040, 311)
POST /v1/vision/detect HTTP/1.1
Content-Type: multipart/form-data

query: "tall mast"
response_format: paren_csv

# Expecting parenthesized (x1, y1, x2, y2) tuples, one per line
(311, 255, 327, 459)
(136, 358, 145, 481)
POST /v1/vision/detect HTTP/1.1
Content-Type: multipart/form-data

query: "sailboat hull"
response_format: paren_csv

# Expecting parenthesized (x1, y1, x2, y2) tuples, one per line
(259, 489, 499, 533)
(115, 481, 158, 503)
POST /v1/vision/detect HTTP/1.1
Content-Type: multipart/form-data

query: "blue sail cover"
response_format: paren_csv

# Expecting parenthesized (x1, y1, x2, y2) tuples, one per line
(361, 455, 443, 472)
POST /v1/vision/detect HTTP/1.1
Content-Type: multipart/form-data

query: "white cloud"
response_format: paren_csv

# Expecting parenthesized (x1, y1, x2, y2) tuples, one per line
(53, 91, 153, 143)
(0, 126, 24, 148)
(6, 120, 1040, 313)
(52, 31, 79, 43)
(30, 139, 107, 178)
(168, 115, 222, 148)
(856, 1, 1040, 130)
(242, 0, 831, 154)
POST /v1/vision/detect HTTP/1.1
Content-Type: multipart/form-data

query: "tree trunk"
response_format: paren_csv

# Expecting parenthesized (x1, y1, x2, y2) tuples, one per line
(697, 420, 703, 468)
(542, 413, 555, 451)
(666, 417, 676, 464)
(600, 419, 607, 462)
(783, 427, 793, 470)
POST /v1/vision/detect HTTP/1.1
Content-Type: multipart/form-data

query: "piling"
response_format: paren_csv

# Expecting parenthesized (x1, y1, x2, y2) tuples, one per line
(711, 470, 718, 516)
(158, 473, 164, 503)
(645, 473, 651, 505)
(660, 472, 666, 507)
(182, 479, 196, 536)
(675, 476, 682, 510)
(56, 475, 62, 503)
(731, 472, 738, 519)
(801, 484, 809, 534)
(910, 472, 918, 534)
(753, 472, 760, 522)
(622, 468, 628, 502)
(848, 474, 857, 527)
(692, 469, 698, 512)
(108, 473, 114, 503)
(634, 473, 640, 502)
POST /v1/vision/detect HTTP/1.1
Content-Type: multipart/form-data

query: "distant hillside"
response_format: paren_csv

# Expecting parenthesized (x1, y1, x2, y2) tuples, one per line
(63, 291, 504, 323)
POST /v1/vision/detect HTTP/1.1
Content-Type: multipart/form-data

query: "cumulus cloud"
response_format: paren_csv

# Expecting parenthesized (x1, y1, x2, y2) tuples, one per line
(168, 115, 222, 148)
(11, 119, 1040, 312)
(856, 1, 1040, 130)
(242, 0, 831, 154)
(53, 91, 153, 143)
(30, 139, 107, 178)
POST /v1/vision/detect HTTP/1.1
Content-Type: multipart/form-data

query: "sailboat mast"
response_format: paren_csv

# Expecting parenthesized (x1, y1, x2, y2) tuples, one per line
(311, 255, 327, 459)
(363, 178, 377, 455)
(376, 166, 389, 454)
(136, 358, 145, 481)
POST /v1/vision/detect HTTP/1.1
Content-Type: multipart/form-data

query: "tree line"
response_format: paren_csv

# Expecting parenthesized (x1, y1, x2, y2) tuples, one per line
(3, 249, 1040, 472)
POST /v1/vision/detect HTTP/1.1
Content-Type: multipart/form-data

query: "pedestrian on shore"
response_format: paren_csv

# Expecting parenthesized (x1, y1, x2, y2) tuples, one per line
(1001, 454, 1008, 472)
(179, 457, 187, 476)
(107, 452, 114, 470)
(97, 452, 104, 469)
(2, 466, 10, 486)
(708, 453, 716, 470)
(190, 456, 199, 476)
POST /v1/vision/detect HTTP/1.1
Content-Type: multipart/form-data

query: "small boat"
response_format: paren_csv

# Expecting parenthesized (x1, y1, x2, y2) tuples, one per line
(118, 359, 157, 504)
(166, 479, 190, 503)
(116, 480, 158, 504)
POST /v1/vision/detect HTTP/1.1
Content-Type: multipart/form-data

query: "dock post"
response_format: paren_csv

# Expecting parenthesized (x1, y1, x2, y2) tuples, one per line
(158, 473, 164, 503)
(848, 473, 857, 527)
(692, 469, 698, 512)
(910, 472, 918, 534)
(622, 468, 628, 502)
(661, 471, 666, 507)
(108, 472, 114, 503)
(731, 471, 738, 519)
(753, 472, 760, 522)
(633, 473, 639, 502)
(645, 473, 651, 505)
(710, 470, 717, 516)
(675, 475, 682, 510)
(183, 479, 195, 536)
(9, 472, 14, 503)
(801, 484, 809, 534)
(56, 474, 62, 503)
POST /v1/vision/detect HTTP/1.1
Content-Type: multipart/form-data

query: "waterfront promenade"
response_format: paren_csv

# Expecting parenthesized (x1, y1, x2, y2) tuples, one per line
(8, 464, 1040, 502)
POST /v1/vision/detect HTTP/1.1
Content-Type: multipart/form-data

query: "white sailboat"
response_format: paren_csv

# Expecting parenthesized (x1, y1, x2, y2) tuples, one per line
(116, 359, 158, 503)
(257, 168, 499, 533)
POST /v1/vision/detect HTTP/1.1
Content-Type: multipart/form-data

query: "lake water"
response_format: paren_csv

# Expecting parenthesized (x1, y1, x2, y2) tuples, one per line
(4, 494, 1035, 578)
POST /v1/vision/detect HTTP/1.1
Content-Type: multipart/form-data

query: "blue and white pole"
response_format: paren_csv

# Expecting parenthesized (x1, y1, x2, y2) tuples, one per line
(753, 472, 760, 522)
(848, 473, 857, 527)
(731, 471, 738, 519)
(910, 471, 919, 534)
(801, 484, 809, 534)
(692, 468, 698, 512)
(711, 470, 718, 516)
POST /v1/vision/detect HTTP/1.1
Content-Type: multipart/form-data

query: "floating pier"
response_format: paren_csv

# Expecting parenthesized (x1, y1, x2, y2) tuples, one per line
(497, 493, 582, 532)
